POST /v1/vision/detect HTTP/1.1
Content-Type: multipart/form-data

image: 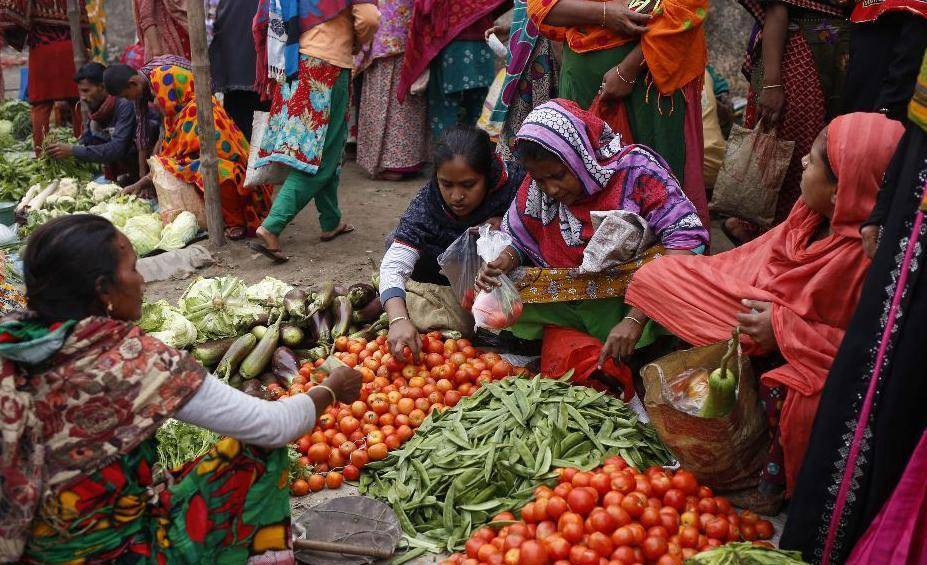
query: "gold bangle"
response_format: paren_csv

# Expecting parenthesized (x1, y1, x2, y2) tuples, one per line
(602, 0, 607, 27)
(315, 384, 338, 405)
(623, 315, 644, 328)
(388, 316, 409, 326)
(616, 67, 636, 86)
(503, 248, 518, 267)
(762, 84, 783, 90)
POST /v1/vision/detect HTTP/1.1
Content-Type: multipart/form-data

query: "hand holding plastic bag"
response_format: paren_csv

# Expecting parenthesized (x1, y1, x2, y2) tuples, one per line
(437, 230, 481, 309)
(472, 225, 524, 330)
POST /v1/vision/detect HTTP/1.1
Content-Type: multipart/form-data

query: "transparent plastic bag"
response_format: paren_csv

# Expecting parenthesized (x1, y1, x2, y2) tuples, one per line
(437, 230, 481, 310)
(662, 366, 711, 415)
(471, 224, 524, 330)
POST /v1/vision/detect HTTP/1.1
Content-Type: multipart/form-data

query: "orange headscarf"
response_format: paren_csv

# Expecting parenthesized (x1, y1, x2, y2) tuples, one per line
(526, 0, 707, 95)
(626, 113, 905, 494)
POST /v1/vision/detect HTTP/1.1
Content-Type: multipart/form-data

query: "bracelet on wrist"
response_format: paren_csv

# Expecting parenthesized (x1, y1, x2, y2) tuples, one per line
(602, 0, 608, 27)
(389, 316, 410, 326)
(503, 248, 518, 268)
(761, 83, 783, 90)
(616, 67, 636, 86)
(314, 384, 338, 405)
(623, 315, 645, 328)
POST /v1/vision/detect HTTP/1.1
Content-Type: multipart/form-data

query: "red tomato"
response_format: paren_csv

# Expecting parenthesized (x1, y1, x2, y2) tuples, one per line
(657, 555, 684, 565)
(587, 508, 617, 534)
(755, 520, 774, 540)
(602, 491, 624, 508)
(705, 518, 731, 542)
(611, 526, 635, 547)
(588, 531, 614, 557)
(611, 475, 635, 494)
(650, 474, 672, 497)
(342, 464, 360, 481)
(571, 471, 593, 488)
(715, 496, 733, 515)
(569, 545, 600, 565)
(620, 491, 647, 519)
(477, 543, 499, 562)
(473, 528, 495, 542)
(491, 360, 514, 379)
(634, 475, 653, 497)
(502, 535, 524, 552)
(628, 523, 646, 545)
(444, 390, 462, 407)
(640, 507, 662, 529)
(535, 520, 557, 540)
(546, 496, 568, 519)
(338, 441, 356, 456)
(296, 435, 312, 454)
(605, 505, 632, 528)
(670, 470, 698, 495)
(647, 526, 670, 539)
(558, 467, 577, 483)
(662, 488, 687, 512)
(567, 487, 598, 515)
(697, 497, 719, 515)
(545, 535, 571, 560)
(611, 546, 638, 563)
(740, 523, 758, 541)
(307, 443, 331, 463)
(559, 521, 584, 544)
(465, 538, 485, 559)
(521, 502, 538, 524)
(642, 536, 669, 561)
(553, 482, 573, 499)
(519, 540, 548, 565)
(590, 473, 612, 496)
(697, 485, 714, 499)
(325, 472, 344, 489)
(740, 510, 760, 525)
(679, 525, 700, 548)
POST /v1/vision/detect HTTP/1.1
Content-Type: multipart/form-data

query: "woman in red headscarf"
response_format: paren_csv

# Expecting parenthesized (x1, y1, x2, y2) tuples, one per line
(624, 113, 905, 500)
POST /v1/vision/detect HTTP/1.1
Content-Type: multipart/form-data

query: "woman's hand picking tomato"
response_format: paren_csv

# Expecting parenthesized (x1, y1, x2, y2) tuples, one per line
(475, 245, 519, 292)
(387, 318, 421, 362)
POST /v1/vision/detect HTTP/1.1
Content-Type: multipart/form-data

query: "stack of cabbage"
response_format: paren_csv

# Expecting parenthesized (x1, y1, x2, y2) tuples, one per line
(17, 178, 199, 255)
(139, 276, 290, 348)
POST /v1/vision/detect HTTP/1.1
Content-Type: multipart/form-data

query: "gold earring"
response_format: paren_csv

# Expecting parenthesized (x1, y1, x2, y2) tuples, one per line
(107, 303, 114, 315)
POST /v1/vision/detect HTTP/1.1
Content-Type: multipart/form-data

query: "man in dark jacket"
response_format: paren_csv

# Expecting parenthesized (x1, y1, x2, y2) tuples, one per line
(46, 62, 140, 184)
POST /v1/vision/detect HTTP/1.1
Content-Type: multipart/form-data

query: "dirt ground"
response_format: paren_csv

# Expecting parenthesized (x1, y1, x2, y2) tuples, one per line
(144, 161, 424, 303)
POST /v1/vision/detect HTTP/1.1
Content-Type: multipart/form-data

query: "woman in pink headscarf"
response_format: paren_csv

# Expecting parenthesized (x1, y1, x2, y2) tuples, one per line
(625, 113, 904, 498)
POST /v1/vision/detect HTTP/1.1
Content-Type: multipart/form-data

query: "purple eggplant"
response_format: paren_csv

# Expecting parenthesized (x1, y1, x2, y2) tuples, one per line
(330, 296, 353, 339)
(347, 283, 377, 308)
(352, 295, 382, 324)
(272, 346, 301, 386)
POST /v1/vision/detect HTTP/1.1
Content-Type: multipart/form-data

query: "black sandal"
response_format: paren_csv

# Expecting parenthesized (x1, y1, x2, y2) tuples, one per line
(248, 241, 289, 263)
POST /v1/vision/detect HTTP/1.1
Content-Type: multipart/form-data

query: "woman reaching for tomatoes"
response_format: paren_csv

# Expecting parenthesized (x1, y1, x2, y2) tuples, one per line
(0, 214, 363, 564)
(380, 125, 525, 361)
(475, 100, 707, 385)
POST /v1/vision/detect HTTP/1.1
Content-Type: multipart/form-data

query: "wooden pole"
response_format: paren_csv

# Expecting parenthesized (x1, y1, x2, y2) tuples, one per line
(185, 0, 226, 246)
(66, 0, 86, 71)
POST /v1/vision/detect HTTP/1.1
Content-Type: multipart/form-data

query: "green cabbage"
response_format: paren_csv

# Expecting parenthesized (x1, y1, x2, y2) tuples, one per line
(150, 308, 198, 348)
(122, 213, 163, 256)
(139, 300, 173, 332)
(157, 211, 199, 251)
(87, 181, 122, 203)
(90, 196, 152, 228)
(179, 276, 264, 340)
(246, 276, 294, 308)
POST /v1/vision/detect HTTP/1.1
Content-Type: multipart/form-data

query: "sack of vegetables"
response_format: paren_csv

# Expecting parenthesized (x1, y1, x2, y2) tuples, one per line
(640, 329, 769, 498)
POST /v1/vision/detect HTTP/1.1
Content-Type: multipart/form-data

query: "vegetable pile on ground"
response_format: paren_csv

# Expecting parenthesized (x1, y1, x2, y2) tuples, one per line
(358, 376, 673, 553)
(15, 177, 199, 255)
(287, 333, 523, 496)
(444, 458, 777, 565)
(0, 127, 98, 202)
(0, 99, 31, 152)
(686, 543, 808, 565)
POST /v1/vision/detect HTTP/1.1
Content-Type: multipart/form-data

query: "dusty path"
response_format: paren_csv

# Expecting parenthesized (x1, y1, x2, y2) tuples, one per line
(145, 161, 423, 302)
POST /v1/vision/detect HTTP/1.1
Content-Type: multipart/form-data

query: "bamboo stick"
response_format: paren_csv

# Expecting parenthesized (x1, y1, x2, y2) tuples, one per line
(66, 0, 86, 71)
(185, 0, 226, 246)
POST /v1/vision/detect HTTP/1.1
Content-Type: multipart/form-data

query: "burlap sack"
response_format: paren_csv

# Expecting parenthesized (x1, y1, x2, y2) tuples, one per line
(709, 122, 795, 227)
(641, 338, 768, 493)
(405, 280, 474, 337)
(147, 157, 207, 229)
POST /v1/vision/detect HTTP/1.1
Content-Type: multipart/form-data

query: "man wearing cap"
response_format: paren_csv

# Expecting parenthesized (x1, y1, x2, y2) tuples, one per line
(46, 62, 140, 184)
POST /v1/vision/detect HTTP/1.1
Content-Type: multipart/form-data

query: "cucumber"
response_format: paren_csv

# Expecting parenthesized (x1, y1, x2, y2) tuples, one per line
(215, 333, 258, 379)
(240, 321, 281, 380)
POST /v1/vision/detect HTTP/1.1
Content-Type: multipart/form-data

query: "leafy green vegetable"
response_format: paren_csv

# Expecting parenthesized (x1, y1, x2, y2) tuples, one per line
(179, 276, 264, 340)
(246, 276, 294, 308)
(90, 195, 153, 228)
(359, 375, 673, 552)
(139, 300, 173, 332)
(155, 419, 218, 472)
(157, 211, 198, 251)
(148, 306, 198, 348)
(122, 213, 163, 256)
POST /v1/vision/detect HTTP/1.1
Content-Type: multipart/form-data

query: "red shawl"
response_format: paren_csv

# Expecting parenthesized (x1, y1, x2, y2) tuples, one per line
(626, 113, 905, 494)
(851, 0, 927, 21)
(397, 0, 507, 102)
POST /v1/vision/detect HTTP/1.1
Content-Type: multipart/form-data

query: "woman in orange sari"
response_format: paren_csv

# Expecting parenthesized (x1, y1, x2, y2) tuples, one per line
(104, 59, 272, 239)
(526, 0, 710, 226)
(624, 113, 904, 502)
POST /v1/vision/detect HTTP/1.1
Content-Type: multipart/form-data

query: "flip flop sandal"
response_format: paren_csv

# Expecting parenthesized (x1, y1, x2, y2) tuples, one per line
(224, 227, 246, 241)
(248, 241, 289, 263)
(320, 223, 355, 242)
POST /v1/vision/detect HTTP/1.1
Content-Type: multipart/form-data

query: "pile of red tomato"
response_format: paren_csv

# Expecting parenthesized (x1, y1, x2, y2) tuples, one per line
(287, 332, 522, 496)
(443, 456, 775, 565)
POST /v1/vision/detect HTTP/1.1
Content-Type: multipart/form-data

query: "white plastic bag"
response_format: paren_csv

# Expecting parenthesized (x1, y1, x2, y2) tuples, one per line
(244, 111, 289, 187)
(471, 225, 524, 330)
(437, 230, 482, 309)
